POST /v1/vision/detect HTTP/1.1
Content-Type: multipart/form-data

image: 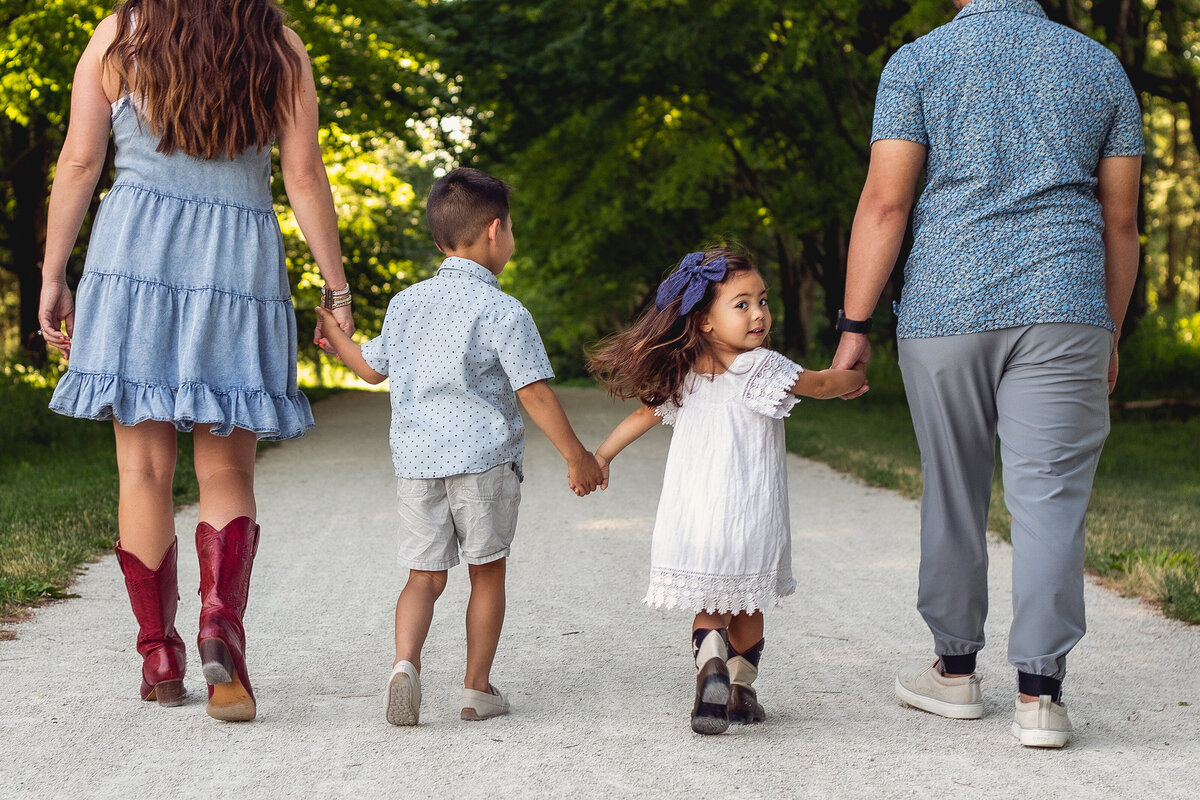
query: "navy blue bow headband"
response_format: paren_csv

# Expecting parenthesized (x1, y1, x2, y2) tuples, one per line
(655, 252, 728, 315)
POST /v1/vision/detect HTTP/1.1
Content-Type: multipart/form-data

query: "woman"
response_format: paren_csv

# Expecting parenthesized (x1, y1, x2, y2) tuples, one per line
(37, 0, 352, 722)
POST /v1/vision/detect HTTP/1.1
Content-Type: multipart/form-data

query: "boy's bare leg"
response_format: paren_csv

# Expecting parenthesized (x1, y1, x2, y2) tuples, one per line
(394, 569, 448, 671)
(464, 558, 506, 691)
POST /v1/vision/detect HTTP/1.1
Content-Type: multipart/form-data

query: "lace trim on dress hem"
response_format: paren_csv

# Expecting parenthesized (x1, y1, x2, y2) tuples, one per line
(643, 568, 796, 614)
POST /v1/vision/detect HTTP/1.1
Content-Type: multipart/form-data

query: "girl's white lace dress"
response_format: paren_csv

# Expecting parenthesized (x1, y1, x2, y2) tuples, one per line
(646, 348, 803, 614)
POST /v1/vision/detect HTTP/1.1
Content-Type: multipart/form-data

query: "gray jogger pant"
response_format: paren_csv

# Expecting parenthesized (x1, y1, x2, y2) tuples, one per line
(897, 323, 1111, 680)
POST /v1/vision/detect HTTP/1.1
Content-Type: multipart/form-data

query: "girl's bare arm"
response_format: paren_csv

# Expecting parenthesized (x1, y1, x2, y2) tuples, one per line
(595, 404, 663, 486)
(791, 365, 866, 399)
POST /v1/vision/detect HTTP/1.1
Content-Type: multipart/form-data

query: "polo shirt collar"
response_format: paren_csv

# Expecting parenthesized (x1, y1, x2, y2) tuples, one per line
(954, 0, 1047, 22)
(437, 256, 500, 287)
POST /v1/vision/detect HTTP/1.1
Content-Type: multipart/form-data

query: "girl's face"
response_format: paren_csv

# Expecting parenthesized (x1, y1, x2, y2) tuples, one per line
(699, 270, 771, 360)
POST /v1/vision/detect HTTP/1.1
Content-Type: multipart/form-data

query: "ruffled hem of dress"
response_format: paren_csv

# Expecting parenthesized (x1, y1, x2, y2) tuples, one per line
(642, 568, 796, 614)
(743, 350, 802, 419)
(48, 370, 313, 441)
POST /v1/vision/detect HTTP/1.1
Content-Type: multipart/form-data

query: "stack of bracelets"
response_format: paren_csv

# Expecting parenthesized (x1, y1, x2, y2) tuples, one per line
(321, 282, 351, 310)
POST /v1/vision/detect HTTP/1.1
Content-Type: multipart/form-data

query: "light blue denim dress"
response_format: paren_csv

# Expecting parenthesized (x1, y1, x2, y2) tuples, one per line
(49, 96, 314, 440)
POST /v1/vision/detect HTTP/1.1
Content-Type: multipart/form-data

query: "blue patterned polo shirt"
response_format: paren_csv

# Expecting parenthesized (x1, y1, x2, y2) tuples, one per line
(870, 0, 1144, 338)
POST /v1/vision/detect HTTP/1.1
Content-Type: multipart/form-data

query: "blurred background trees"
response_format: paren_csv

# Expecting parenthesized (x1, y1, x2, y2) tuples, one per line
(3, 0, 1199, 393)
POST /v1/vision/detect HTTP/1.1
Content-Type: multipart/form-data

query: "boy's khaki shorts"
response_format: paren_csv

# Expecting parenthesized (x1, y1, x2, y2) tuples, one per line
(395, 462, 521, 571)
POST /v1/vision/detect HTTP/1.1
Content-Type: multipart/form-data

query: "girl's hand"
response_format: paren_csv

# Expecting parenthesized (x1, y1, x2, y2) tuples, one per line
(38, 278, 75, 358)
(596, 454, 610, 491)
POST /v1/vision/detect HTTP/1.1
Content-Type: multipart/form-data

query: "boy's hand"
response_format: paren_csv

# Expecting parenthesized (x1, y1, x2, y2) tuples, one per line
(567, 451, 604, 496)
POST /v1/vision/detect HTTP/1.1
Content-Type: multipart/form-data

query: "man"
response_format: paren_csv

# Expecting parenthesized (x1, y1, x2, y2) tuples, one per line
(832, 0, 1142, 748)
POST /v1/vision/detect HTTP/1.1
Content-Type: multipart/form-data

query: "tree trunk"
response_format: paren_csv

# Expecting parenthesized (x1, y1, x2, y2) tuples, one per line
(776, 233, 809, 355)
(1163, 109, 1180, 307)
(5, 118, 52, 366)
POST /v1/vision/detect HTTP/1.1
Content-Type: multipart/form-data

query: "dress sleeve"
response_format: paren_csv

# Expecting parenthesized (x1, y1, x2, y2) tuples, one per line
(741, 350, 803, 419)
(653, 398, 680, 426)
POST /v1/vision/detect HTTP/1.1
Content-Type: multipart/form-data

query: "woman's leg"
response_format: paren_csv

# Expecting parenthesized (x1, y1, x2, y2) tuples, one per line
(192, 424, 257, 527)
(191, 425, 260, 722)
(112, 420, 178, 566)
(111, 420, 187, 704)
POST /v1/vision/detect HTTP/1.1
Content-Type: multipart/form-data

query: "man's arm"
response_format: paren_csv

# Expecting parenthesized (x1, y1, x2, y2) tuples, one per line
(1095, 155, 1141, 394)
(831, 139, 927, 396)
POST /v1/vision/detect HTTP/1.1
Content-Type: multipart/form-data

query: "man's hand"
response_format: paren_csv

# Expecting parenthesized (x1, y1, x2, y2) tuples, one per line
(831, 332, 871, 399)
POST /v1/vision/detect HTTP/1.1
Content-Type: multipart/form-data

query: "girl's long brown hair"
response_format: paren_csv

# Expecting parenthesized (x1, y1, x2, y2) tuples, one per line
(588, 246, 759, 408)
(105, 0, 304, 159)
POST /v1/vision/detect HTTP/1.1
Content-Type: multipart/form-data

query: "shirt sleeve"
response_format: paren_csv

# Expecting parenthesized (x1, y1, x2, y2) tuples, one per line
(742, 350, 803, 419)
(359, 334, 389, 377)
(494, 305, 555, 390)
(1100, 58, 1145, 158)
(870, 43, 928, 147)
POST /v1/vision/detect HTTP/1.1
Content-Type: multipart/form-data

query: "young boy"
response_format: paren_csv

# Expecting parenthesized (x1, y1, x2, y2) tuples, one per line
(315, 167, 604, 726)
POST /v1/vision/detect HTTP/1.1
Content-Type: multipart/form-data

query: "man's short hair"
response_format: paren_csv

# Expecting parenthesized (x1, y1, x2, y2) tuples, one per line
(426, 167, 513, 251)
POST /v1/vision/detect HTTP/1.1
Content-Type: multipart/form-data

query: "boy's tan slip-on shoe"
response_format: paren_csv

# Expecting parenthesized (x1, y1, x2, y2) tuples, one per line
(895, 659, 984, 719)
(461, 685, 509, 720)
(384, 660, 421, 726)
(1011, 695, 1072, 748)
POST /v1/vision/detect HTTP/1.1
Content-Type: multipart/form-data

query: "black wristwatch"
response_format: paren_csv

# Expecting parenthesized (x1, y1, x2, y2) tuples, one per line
(835, 309, 872, 335)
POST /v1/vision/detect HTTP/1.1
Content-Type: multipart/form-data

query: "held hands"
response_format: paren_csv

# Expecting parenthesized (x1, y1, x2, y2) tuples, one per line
(314, 304, 354, 356)
(566, 451, 607, 497)
(38, 278, 75, 358)
(314, 306, 353, 357)
(831, 332, 871, 399)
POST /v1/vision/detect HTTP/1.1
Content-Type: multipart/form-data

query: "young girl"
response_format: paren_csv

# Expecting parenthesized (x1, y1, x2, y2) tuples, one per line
(589, 246, 865, 735)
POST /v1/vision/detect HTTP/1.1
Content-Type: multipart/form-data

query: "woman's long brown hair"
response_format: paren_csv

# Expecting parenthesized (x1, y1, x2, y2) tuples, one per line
(588, 246, 759, 408)
(105, 0, 304, 159)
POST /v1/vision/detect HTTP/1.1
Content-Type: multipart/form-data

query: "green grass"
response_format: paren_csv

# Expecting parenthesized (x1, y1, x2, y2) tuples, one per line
(0, 371, 342, 625)
(784, 345, 1200, 623)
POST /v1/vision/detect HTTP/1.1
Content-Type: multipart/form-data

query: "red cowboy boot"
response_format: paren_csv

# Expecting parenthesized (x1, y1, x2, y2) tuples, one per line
(114, 538, 187, 706)
(196, 516, 260, 721)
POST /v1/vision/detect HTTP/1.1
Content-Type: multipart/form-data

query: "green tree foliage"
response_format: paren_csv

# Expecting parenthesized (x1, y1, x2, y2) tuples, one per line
(421, 0, 952, 371)
(421, 0, 1200, 375)
(0, 0, 444, 369)
(1, 1, 109, 365)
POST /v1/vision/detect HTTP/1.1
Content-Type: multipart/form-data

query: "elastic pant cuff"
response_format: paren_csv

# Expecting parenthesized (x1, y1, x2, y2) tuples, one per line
(1018, 672, 1062, 702)
(939, 652, 977, 675)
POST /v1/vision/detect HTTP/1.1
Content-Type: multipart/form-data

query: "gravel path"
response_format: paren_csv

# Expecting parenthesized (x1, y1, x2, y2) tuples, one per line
(1, 388, 1196, 798)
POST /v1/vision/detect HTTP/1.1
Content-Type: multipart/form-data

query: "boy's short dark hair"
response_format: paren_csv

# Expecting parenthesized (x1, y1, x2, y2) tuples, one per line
(426, 167, 513, 251)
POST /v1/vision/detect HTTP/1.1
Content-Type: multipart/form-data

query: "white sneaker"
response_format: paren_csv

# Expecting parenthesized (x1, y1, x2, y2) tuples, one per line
(384, 660, 421, 726)
(895, 660, 984, 719)
(461, 684, 509, 720)
(1011, 695, 1072, 748)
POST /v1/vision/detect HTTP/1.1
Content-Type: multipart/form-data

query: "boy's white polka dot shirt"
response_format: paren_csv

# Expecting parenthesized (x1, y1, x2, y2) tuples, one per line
(359, 257, 554, 480)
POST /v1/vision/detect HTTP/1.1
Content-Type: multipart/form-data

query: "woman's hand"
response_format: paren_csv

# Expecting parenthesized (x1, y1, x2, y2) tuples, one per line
(314, 304, 354, 354)
(38, 277, 75, 358)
